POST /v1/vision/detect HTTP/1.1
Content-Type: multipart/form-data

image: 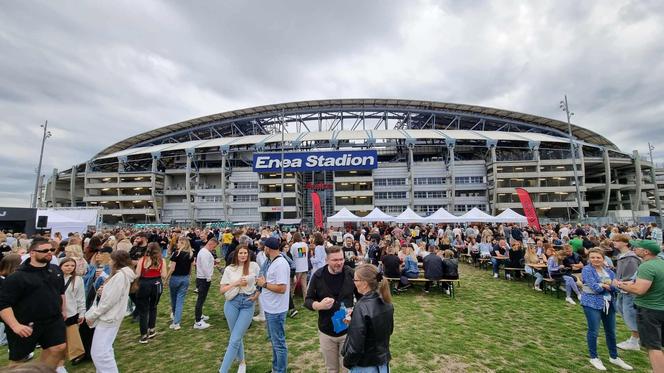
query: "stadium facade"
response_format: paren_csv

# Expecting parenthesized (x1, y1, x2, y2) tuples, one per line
(42, 99, 664, 226)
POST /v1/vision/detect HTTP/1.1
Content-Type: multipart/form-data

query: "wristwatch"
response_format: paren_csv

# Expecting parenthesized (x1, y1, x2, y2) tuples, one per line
(262, 282, 269, 289)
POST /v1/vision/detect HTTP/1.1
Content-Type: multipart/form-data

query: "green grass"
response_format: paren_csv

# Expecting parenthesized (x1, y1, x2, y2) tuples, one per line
(1, 264, 653, 372)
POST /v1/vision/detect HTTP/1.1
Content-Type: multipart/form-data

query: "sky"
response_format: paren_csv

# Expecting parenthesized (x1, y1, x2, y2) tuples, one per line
(1, 0, 664, 207)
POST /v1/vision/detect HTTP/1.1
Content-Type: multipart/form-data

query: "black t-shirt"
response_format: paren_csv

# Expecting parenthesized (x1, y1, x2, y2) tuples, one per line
(342, 245, 358, 268)
(322, 268, 344, 299)
(170, 250, 194, 276)
(382, 254, 401, 278)
(129, 245, 147, 261)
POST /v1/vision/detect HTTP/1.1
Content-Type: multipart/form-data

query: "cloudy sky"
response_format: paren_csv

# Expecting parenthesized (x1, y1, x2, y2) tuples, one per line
(1, 0, 663, 207)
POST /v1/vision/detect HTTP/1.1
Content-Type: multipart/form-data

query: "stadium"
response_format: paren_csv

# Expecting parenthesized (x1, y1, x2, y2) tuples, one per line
(42, 99, 664, 226)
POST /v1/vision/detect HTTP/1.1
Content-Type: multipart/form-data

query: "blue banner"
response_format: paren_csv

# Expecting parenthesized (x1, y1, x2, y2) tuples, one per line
(252, 150, 378, 173)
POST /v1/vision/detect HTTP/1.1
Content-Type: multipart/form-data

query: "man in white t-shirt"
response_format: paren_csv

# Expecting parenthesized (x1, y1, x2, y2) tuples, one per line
(257, 237, 290, 373)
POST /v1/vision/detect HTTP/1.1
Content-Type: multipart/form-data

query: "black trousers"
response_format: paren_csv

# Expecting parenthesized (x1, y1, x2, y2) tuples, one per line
(195, 278, 211, 322)
(135, 278, 163, 335)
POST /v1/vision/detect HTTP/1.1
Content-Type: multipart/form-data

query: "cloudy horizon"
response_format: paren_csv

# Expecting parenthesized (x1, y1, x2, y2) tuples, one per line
(1, 0, 664, 207)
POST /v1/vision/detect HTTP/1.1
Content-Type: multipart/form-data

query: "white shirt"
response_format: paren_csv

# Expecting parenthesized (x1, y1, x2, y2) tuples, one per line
(196, 248, 214, 281)
(289, 242, 309, 273)
(220, 262, 260, 295)
(259, 256, 290, 314)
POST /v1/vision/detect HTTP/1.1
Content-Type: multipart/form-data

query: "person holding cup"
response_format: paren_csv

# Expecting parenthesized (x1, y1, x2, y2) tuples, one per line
(580, 248, 632, 371)
(219, 245, 260, 373)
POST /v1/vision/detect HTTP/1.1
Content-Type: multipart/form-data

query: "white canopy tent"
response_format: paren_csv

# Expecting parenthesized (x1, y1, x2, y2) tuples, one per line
(425, 207, 460, 223)
(361, 207, 395, 222)
(327, 208, 362, 223)
(394, 207, 425, 223)
(494, 208, 528, 224)
(457, 208, 497, 223)
(38, 211, 88, 238)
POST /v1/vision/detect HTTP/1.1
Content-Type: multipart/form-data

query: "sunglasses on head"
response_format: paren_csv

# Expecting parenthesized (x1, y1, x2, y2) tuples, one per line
(33, 248, 56, 254)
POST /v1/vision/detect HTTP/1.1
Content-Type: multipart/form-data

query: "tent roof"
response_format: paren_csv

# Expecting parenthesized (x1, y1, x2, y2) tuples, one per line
(458, 208, 496, 223)
(494, 208, 528, 223)
(361, 207, 395, 222)
(327, 208, 361, 222)
(394, 208, 425, 223)
(425, 207, 460, 223)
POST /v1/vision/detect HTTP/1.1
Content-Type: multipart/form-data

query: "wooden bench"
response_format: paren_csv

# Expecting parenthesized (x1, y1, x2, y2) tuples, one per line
(478, 258, 491, 270)
(460, 253, 473, 264)
(503, 267, 526, 280)
(384, 277, 459, 299)
(542, 278, 562, 298)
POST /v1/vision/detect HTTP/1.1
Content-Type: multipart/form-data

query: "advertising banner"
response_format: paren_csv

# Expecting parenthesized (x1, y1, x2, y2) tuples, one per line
(311, 192, 323, 229)
(252, 150, 378, 173)
(515, 188, 542, 232)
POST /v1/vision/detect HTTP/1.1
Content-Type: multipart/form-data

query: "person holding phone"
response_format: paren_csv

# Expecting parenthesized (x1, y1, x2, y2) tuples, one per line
(218, 245, 259, 373)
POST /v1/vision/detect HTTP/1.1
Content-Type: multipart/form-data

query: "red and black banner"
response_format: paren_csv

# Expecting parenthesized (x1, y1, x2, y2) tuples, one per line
(311, 192, 324, 229)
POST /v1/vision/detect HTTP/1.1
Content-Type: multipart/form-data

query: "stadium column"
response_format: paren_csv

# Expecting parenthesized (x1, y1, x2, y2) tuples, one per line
(601, 148, 611, 217)
(489, 145, 498, 215)
(83, 161, 90, 207)
(447, 142, 456, 213)
(221, 149, 228, 221)
(633, 150, 643, 214)
(185, 148, 194, 224)
(530, 141, 541, 202)
(70, 165, 77, 207)
(408, 144, 415, 209)
(150, 152, 161, 223)
(615, 169, 624, 210)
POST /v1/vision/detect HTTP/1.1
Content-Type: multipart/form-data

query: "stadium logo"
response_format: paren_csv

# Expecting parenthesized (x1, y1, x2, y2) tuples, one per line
(252, 150, 378, 172)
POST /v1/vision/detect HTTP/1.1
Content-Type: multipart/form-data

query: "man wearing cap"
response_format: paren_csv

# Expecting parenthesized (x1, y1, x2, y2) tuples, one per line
(256, 237, 290, 373)
(615, 240, 664, 372)
(612, 234, 642, 350)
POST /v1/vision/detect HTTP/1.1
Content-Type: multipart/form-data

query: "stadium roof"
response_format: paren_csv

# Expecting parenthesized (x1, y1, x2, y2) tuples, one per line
(96, 99, 618, 158)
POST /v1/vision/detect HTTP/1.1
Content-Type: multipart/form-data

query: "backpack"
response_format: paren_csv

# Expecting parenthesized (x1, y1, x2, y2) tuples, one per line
(281, 252, 295, 277)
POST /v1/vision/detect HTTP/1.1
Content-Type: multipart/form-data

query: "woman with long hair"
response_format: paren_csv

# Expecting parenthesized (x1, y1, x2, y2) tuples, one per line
(580, 248, 633, 371)
(135, 242, 167, 343)
(167, 237, 194, 330)
(218, 245, 260, 373)
(342, 264, 393, 372)
(85, 250, 136, 373)
(60, 258, 86, 363)
(524, 245, 546, 291)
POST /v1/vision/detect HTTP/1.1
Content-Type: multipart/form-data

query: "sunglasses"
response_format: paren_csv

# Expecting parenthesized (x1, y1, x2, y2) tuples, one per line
(33, 248, 56, 254)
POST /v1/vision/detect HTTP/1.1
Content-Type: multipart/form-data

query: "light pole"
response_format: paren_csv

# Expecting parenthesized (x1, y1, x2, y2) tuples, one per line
(648, 142, 663, 227)
(560, 95, 585, 219)
(280, 111, 285, 223)
(32, 121, 52, 208)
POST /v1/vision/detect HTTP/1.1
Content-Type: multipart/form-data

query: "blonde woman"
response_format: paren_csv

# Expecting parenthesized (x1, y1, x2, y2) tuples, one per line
(65, 245, 88, 277)
(396, 246, 419, 291)
(167, 237, 194, 330)
(524, 246, 546, 291)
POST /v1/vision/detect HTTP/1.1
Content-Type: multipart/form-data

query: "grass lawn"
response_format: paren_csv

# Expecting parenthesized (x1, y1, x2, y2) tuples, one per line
(1, 263, 653, 372)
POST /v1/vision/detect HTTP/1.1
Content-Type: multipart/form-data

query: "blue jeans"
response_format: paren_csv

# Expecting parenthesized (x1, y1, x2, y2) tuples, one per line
(491, 258, 506, 275)
(219, 294, 256, 373)
(562, 275, 580, 298)
(615, 293, 638, 332)
(583, 305, 618, 359)
(350, 364, 389, 373)
(525, 267, 544, 288)
(265, 311, 288, 373)
(169, 275, 190, 325)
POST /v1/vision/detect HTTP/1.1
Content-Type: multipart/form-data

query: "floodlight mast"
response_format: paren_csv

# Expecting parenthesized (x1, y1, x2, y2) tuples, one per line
(560, 95, 584, 219)
(32, 120, 51, 208)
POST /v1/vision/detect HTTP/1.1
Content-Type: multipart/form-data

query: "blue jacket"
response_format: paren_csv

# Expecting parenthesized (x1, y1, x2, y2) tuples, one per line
(580, 265, 617, 310)
(403, 256, 419, 276)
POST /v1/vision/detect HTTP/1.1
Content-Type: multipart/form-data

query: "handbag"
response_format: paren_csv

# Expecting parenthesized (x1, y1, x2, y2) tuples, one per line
(65, 323, 85, 361)
(129, 258, 143, 294)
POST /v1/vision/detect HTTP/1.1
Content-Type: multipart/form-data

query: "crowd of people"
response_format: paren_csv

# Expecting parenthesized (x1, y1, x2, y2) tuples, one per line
(0, 219, 661, 372)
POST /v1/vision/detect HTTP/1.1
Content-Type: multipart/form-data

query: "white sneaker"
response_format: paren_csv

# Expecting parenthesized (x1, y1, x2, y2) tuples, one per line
(201, 315, 210, 321)
(445, 289, 451, 295)
(169, 323, 181, 330)
(565, 297, 576, 305)
(252, 315, 265, 322)
(493, 273, 499, 278)
(589, 358, 606, 371)
(506, 274, 511, 280)
(170, 312, 174, 320)
(534, 286, 542, 292)
(609, 357, 633, 370)
(237, 362, 246, 373)
(193, 320, 211, 330)
(56, 366, 68, 373)
(616, 339, 640, 351)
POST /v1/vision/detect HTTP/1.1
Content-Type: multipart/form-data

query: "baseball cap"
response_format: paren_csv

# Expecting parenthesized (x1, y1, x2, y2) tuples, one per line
(629, 240, 661, 255)
(263, 237, 281, 250)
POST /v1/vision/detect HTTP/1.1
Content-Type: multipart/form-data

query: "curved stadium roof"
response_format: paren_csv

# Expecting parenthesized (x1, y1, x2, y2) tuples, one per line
(96, 98, 617, 158)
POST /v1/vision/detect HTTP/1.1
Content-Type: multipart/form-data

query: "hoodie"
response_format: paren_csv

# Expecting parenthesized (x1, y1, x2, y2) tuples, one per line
(0, 261, 64, 324)
(85, 266, 136, 327)
(615, 250, 641, 281)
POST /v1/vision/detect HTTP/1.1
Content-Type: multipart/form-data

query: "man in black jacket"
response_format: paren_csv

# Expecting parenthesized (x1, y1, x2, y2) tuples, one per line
(0, 237, 66, 368)
(422, 245, 443, 293)
(305, 246, 358, 373)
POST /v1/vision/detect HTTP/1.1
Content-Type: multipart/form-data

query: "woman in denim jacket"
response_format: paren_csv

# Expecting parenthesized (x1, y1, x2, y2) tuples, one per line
(580, 248, 633, 371)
